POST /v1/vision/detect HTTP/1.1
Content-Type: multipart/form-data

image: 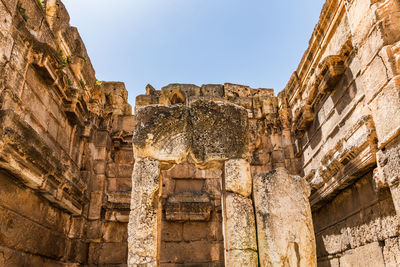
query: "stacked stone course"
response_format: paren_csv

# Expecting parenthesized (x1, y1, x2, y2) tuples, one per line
(0, 0, 133, 265)
(1, 0, 400, 266)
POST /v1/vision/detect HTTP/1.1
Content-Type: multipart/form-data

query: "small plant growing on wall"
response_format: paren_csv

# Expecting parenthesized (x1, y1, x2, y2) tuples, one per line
(66, 56, 73, 64)
(79, 79, 87, 90)
(37, 0, 44, 9)
(78, 56, 87, 64)
(66, 77, 73, 87)
(56, 49, 67, 69)
(17, 3, 28, 21)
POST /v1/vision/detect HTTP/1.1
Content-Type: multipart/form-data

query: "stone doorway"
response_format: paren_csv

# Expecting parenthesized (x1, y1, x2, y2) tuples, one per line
(159, 162, 224, 266)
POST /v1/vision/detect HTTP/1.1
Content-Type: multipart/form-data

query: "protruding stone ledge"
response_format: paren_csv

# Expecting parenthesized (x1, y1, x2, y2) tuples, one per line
(317, 55, 345, 94)
(0, 110, 85, 215)
(306, 115, 377, 209)
(165, 192, 212, 222)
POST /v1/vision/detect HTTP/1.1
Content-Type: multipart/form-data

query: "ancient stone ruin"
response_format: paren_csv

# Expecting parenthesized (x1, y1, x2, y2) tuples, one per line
(1, 0, 400, 266)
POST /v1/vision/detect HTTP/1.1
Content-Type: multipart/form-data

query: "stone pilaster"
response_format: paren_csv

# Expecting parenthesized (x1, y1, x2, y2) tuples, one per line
(222, 159, 258, 267)
(128, 158, 160, 267)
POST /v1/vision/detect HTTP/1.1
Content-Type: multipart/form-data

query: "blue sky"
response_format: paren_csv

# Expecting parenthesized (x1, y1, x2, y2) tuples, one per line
(63, 0, 325, 105)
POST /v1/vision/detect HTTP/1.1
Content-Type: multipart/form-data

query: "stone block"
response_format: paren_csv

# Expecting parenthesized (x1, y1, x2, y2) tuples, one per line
(203, 178, 221, 198)
(94, 130, 111, 147)
(65, 238, 88, 264)
(0, 206, 66, 259)
(0, 31, 13, 65)
(201, 84, 224, 98)
(223, 193, 257, 251)
(115, 115, 135, 132)
(89, 174, 105, 192)
(183, 222, 208, 241)
(118, 163, 134, 178)
(345, 0, 376, 46)
(102, 221, 128, 243)
(208, 214, 224, 241)
(165, 192, 212, 221)
(107, 177, 132, 192)
(361, 49, 393, 103)
(93, 160, 106, 174)
(85, 220, 102, 241)
(317, 220, 350, 256)
(88, 192, 103, 220)
(161, 221, 183, 242)
(225, 250, 258, 267)
(253, 168, 316, 267)
(370, 76, 400, 148)
(190, 99, 249, 164)
(0, 246, 68, 266)
(106, 163, 117, 178)
(339, 242, 385, 267)
(93, 147, 107, 161)
(89, 242, 128, 265)
(210, 242, 224, 262)
(107, 191, 131, 204)
(133, 104, 190, 162)
(161, 176, 176, 198)
(68, 216, 84, 239)
(160, 240, 212, 264)
(383, 237, 400, 267)
(162, 163, 222, 179)
(174, 179, 204, 193)
(114, 149, 134, 164)
(161, 83, 201, 102)
(224, 159, 252, 197)
(0, 1, 12, 35)
(318, 257, 340, 267)
(0, 172, 71, 235)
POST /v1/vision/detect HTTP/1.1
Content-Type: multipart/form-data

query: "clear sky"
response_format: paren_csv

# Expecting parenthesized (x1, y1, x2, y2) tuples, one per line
(63, 0, 325, 106)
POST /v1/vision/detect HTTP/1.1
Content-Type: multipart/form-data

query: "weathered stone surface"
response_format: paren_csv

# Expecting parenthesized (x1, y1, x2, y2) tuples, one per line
(223, 193, 257, 251)
(253, 168, 316, 267)
(128, 158, 160, 266)
(165, 192, 212, 221)
(383, 237, 400, 266)
(132, 104, 190, 162)
(339, 242, 385, 267)
(370, 76, 400, 148)
(225, 250, 258, 267)
(224, 159, 252, 197)
(190, 99, 249, 163)
(3, 0, 400, 265)
(133, 99, 249, 166)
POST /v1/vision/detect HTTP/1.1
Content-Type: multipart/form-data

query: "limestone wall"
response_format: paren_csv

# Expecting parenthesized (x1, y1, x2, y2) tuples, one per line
(0, 0, 133, 265)
(130, 85, 315, 266)
(281, 0, 400, 265)
(2, 0, 400, 266)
